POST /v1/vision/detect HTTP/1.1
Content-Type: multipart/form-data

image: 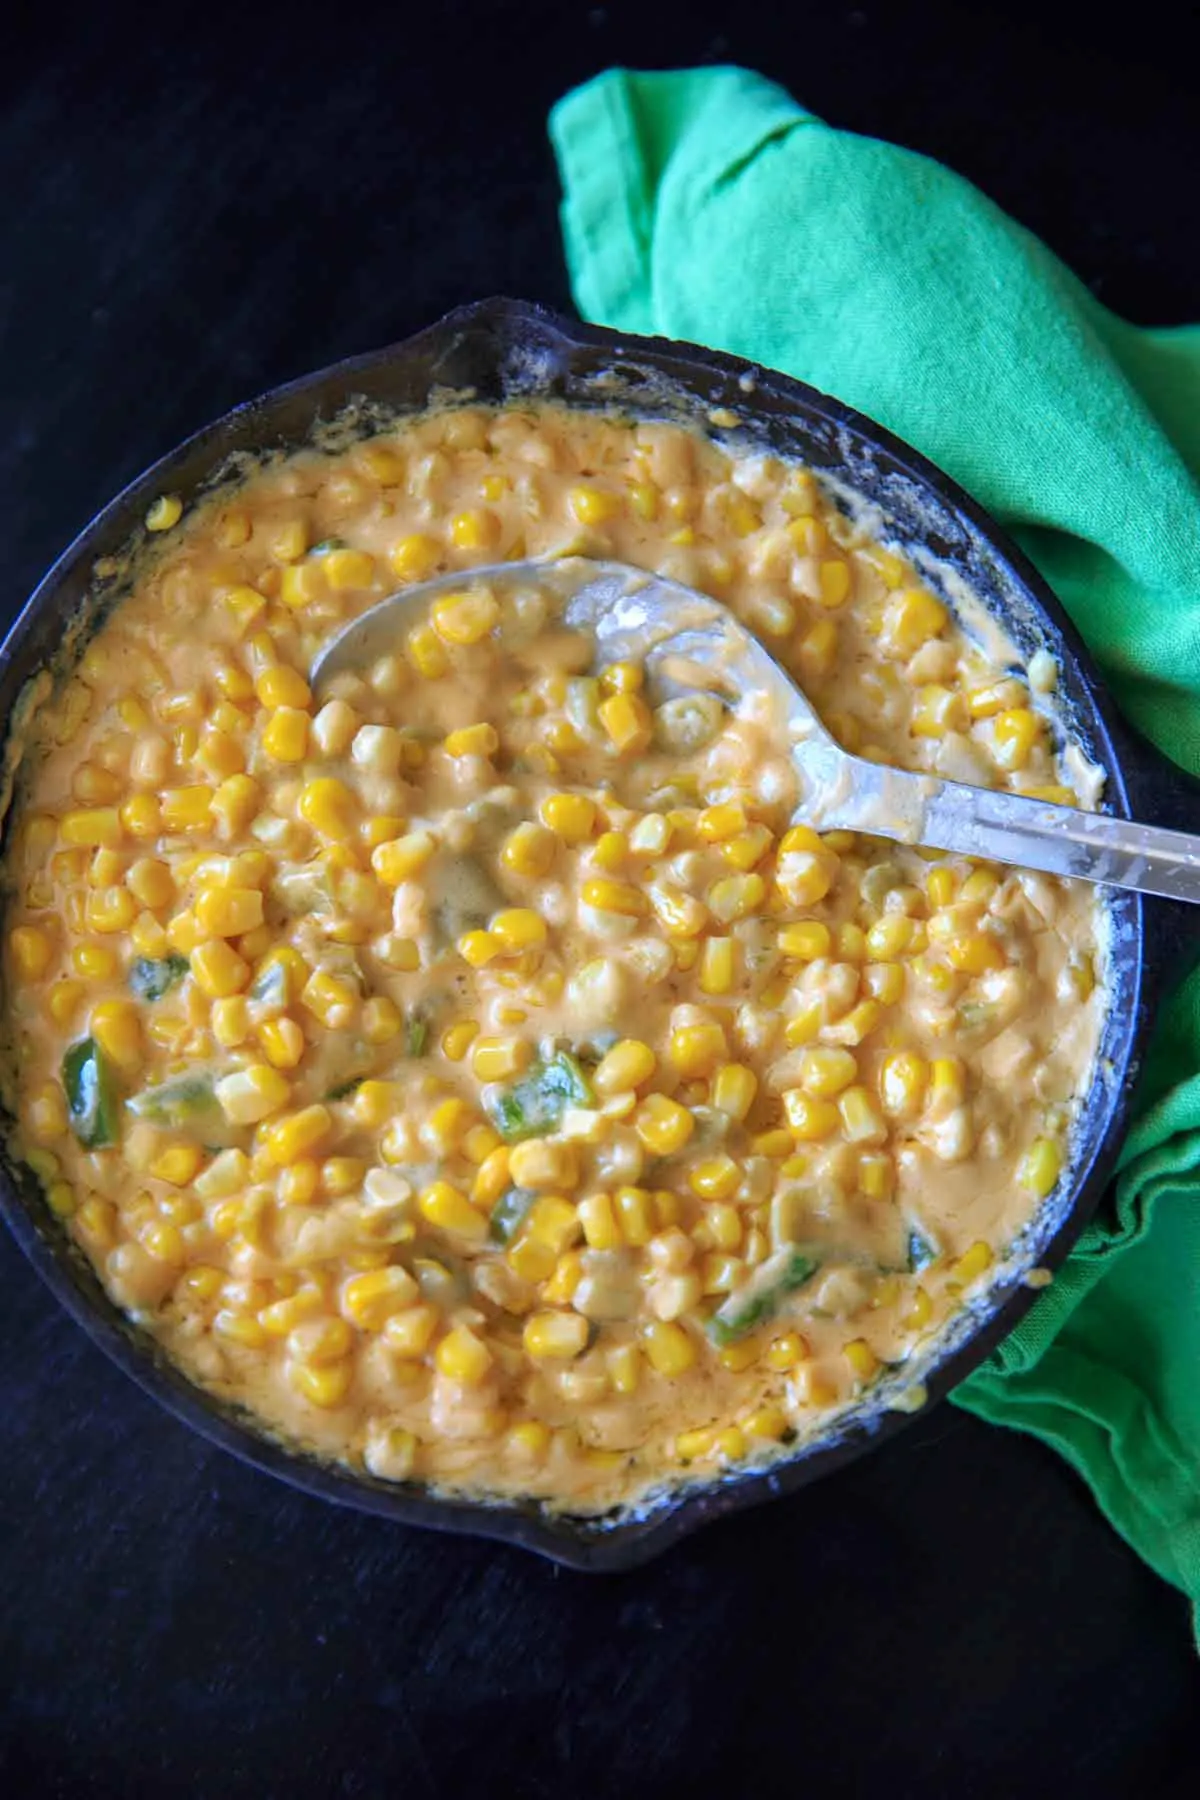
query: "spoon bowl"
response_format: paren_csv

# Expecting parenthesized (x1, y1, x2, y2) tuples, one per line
(314, 555, 1200, 903)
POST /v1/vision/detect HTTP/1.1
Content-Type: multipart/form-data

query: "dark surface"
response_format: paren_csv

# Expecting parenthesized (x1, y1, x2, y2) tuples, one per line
(2, 1, 1197, 1794)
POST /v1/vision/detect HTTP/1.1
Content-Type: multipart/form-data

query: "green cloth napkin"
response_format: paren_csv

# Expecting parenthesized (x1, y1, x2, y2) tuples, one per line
(550, 66, 1200, 1629)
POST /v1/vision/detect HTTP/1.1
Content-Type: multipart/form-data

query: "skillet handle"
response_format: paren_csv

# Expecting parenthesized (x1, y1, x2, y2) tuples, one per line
(1115, 727, 1200, 998)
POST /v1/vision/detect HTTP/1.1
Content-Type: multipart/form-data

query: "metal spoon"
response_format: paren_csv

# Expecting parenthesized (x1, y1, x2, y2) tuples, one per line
(313, 556, 1200, 903)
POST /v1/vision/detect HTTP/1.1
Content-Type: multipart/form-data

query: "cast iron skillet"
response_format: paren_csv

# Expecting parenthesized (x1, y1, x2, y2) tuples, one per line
(1, 298, 1195, 1571)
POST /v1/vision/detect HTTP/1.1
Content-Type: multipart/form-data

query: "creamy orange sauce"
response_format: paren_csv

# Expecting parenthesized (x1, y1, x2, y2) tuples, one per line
(1, 405, 1104, 1513)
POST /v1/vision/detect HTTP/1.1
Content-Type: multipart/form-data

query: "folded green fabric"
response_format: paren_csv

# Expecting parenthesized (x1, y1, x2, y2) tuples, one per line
(550, 67, 1200, 1630)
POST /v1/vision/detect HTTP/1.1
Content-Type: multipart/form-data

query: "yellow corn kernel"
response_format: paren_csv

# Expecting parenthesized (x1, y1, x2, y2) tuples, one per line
(1019, 1137, 1062, 1199)
(797, 1046, 858, 1098)
(9, 925, 54, 981)
(863, 915, 912, 963)
(539, 792, 596, 843)
(457, 929, 498, 969)
(379, 1303, 438, 1359)
(715, 1332, 762, 1374)
(72, 763, 124, 805)
(605, 1343, 642, 1397)
(879, 1049, 928, 1120)
(402, 621, 449, 682)
(254, 664, 310, 711)
(765, 1331, 809, 1373)
(698, 935, 735, 996)
(569, 484, 622, 526)
(992, 707, 1041, 772)
(946, 932, 1006, 975)
(258, 1288, 323, 1336)
(163, 788, 217, 838)
(501, 1234, 552, 1285)
(634, 1094, 695, 1156)
(614, 1186, 653, 1246)
(519, 1197, 579, 1257)
(206, 774, 259, 838)
(322, 547, 375, 592)
(668, 1020, 727, 1079)
(951, 1241, 994, 1285)
(115, 795, 159, 844)
(429, 1019, 477, 1068)
(523, 1311, 588, 1360)
(419, 1097, 472, 1157)
(777, 920, 831, 962)
(469, 1146, 511, 1209)
(471, 1035, 533, 1083)
(433, 1323, 493, 1385)
(47, 978, 84, 1026)
(592, 1038, 657, 1097)
(844, 1338, 879, 1382)
(650, 1189, 680, 1230)
(191, 939, 251, 999)
(489, 908, 547, 952)
(129, 913, 168, 958)
(149, 1143, 204, 1187)
(782, 1090, 840, 1141)
(27, 1081, 68, 1142)
(928, 1056, 966, 1118)
(910, 684, 965, 738)
(61, 807, 123, 849)
(89, 998, 142, 1069)
(674, 1426, 716, 1463)
(192, 886, 263, 941)
(902, 1286, 934, 1332)
(837, 1086, 887, 1146)
(924, 865, 957, 910)
(256, 1015, 304, 1070)
(598, 691, 652, 755)
(700, 1202, 740, 1254)
(582, 877, 645, 918)
(295, 777, 356, 842)
(960, 869, 1000, 906)
(88, 846, 124, 890)
(689, 1154, 740, 1202)
(124, 857, 173, 912)
(444, 722, 499, 760)
(697, 802, 745, 844)
(419, 1180, 487, 1240)
(711, 1062, 757, 1122)
(389, 532, 440, 582)
(706, 872, 766, 923)
(259, 707, 308, 765)
(647, 883, 707, 938)
(578, 1191, 622, 1251)
(145, 492, 182, 531)
(880, 587, 948, 658)
(371, 830, 435, 885)
(742, 1404, 790, 1442)
(857, 1151, 894, 1202)
(500, 822, 556, 879)
(288, 1361, 353, 1409)
(262, 1104, 332, 1166)
(508, 1137, 580, 1193)
(431, 587, 500, 647)
(816, 557, 852, 609)
(71, 941, 117, 981)
(641, 1319, 697, 1377)
(85, 885, 136, 935)
(862, 962, 904, 1006)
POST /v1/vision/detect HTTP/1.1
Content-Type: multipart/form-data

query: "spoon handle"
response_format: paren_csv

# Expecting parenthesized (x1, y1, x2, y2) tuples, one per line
(813, 756, 1200, 903)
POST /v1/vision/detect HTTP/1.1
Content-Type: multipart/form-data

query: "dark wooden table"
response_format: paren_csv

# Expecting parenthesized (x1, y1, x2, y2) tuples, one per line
(3, 3, 1196, 1793)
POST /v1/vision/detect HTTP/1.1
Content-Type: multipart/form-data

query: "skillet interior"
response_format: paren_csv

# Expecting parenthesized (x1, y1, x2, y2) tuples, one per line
(0, 298, 1149, 1568)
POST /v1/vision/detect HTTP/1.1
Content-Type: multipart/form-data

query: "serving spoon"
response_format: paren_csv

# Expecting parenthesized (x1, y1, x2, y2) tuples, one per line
(312, 557, 1200, 904)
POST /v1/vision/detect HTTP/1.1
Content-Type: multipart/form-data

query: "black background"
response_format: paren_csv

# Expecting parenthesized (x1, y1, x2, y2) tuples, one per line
(3, 2, 1197, 1794)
